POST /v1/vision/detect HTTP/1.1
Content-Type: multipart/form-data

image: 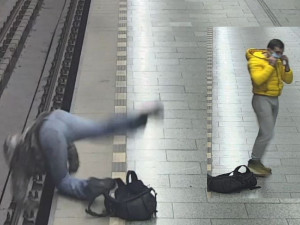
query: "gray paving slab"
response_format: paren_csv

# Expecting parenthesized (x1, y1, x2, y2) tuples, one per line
(155, 187, 207, 202)
(170, 175, 207, 189)
(127, 149, 167, 161)
(291, 193, 300, 199)
(280, 198, 300, 204)
(271, 166, 300, 175)
(167, 150, 206, 162)
(196, 139, 208, 150)
(133, 174, 170, 188)
(135, 162, 202, 175)
(164, 109, 206, 119)
(53, 218, 108, 225)
(155, 203, 174, 218)
(132, 71, 182, 78)
(160, 93, 205, 101)
(164, 128, 206, 139)
(173, 203, 248, 219)
(158, 78, 203, 86)
(163, 119, 193, 128)
(246, 203, 300, 218)
(257, 174, 287, 183)
(287, 219, 300, 225)
(128, 219, 212, 225)
(286, 175, 300, 183)
(192, 119, 207, 128)
(200, 161, 207, 174)
(208, 193, 283, 203)
(127, 138, 197, 150)
(257, 182, 300, 193)
(126, 0, 300, 224)
(211, 219, 288, 225)
(281, 159, 300, 166)
(133, 85, 185, 93)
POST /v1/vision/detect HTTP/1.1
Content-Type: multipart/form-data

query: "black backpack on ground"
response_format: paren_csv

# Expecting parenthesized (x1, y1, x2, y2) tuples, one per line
(207, 165, 261, 193)
(86, 171, 157, 221)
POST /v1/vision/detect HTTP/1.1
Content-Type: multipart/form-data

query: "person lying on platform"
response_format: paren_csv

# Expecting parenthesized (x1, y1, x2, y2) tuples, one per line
(3, 103, 163, 204)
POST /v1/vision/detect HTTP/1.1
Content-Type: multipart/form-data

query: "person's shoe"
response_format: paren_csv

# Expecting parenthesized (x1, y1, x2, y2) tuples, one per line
(140, 102, 164, 119)
(130, 102, 164, 129)
(250, 160, 272, 173)
(248, 159, 272, 177)
(261, 163, 272, 173)
(86, 177, 116, 200)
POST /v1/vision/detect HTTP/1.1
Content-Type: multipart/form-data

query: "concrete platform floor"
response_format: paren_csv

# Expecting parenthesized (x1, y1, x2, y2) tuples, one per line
(49, 0, 300, 225)
(211, 27, 300, 199)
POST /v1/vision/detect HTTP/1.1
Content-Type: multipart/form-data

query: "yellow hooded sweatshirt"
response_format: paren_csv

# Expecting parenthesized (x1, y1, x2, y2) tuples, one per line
(246, 48, 293, 96)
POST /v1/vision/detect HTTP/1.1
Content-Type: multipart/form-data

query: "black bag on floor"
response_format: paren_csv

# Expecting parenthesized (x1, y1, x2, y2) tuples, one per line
(86, 170, 157, 221)
(207, 165, 260, 193)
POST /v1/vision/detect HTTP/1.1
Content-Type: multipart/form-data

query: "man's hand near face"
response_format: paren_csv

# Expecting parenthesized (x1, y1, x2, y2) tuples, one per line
(269, 56, 277, 67)
(281, 55, 290, 72)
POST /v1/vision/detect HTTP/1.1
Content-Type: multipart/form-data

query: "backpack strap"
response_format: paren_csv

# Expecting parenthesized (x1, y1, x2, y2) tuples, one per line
(85, 178, 123, 217)
(212, 165, 251, 178)
(150, 188, 158, 217)
(85, 191, 121, 217)
(233, 165, 251, 175)
(215, 171, 233, 177)
(250, 186, 261, 190)
(85, 197, 108, 217)
(115, 178, 126, 187)
(126, 170, 138, 184)
(233, 165, 262, 190)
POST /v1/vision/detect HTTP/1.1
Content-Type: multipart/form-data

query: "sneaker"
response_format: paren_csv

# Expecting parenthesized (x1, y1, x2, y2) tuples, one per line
(86, 177, 116, 200)
(248, 159, 272, 177)
(140, 102, 164, 119)
(249, 159, 272, 172)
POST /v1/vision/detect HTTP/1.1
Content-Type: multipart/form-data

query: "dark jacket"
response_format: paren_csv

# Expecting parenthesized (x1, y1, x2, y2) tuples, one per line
(5, 111, 51, 202)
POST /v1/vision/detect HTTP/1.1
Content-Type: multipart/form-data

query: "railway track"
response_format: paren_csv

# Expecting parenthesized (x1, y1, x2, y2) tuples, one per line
(0, 0, 91, 224)
(0, 0, 44, 96)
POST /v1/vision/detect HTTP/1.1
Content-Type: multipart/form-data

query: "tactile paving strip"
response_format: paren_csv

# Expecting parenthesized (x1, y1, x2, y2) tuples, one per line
(206, 27, 213, 198)
(110, 0, 127, 223)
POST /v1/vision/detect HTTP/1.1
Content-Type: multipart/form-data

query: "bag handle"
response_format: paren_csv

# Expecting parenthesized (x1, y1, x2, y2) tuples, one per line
(215, 165, 251, 178)
(233, 165, 251, 174)
(85, 197, 109, 217)
(85, 188, 157, 217)
(115, 178, 125, 187)
(126, 170, 138, 184)
(86, 191, 122, 217)
(216, 171, 233, 178)
(85, 178, 122, 217)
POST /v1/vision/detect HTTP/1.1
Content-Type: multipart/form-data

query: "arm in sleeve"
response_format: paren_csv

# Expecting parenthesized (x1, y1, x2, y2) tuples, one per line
(281, 68, 293, 84)
(248, 58, 275, 86)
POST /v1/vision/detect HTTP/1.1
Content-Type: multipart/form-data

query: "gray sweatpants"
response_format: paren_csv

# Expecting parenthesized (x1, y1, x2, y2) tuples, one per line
(251, 94, 279, 160)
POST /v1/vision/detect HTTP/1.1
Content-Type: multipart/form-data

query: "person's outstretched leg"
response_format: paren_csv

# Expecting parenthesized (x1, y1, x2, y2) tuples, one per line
(48, 103, 163, 143)
(39, 103, 163, 199)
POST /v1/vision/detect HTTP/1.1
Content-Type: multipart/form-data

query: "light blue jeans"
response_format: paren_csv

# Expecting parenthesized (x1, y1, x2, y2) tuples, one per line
(39, 110, 146, 200)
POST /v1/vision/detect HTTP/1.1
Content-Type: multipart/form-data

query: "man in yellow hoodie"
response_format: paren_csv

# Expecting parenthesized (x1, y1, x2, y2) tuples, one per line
(246, 39, 293, 176)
